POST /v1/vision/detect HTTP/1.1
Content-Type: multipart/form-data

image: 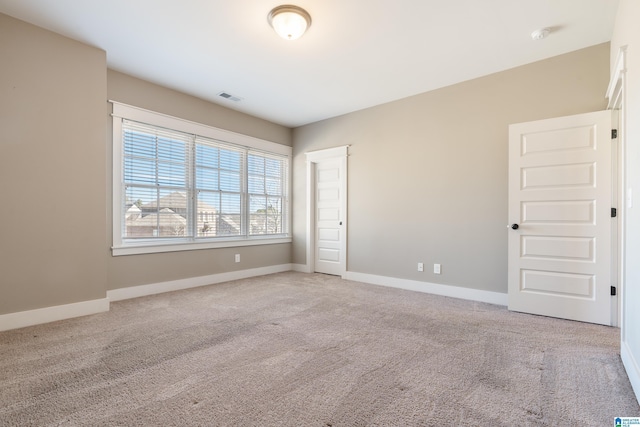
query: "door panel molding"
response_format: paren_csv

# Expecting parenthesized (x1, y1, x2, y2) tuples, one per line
(508, 111, 612, 325)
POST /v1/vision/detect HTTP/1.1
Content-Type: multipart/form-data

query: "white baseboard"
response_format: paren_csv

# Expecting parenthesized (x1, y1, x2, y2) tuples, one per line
(621, 339, 640, 405)
(107, 263, 294, 302)
(291, 263, 311, 273)
(344, 271, 508, 306)
(0, 298, 110, 332)
(0, 266, 507, 332)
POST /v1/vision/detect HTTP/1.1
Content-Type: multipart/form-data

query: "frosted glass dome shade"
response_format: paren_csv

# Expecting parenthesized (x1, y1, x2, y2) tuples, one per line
(268, 5, 311, 40)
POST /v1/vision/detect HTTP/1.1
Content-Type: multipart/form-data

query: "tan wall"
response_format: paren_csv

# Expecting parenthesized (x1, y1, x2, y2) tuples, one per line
(0, 14, 108, 314)
(0, 13, 294, 314)
(0, 10, 613, 317)
(106, 70, 292, 291)
(107, 70, 291, 145)
(611, 0, 640, 395)
(293, 43, 610, 294)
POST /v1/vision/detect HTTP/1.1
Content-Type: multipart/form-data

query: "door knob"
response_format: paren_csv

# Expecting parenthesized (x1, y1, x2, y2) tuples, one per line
(510, 224, 519, 230)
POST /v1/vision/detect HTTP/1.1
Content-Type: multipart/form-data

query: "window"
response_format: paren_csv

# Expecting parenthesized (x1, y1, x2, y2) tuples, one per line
(112, 102, 291, 256)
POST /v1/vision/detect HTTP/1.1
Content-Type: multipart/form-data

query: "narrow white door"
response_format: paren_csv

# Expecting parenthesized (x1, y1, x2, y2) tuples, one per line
(314, 157, 346, 276)
(508, 110, 612, 325)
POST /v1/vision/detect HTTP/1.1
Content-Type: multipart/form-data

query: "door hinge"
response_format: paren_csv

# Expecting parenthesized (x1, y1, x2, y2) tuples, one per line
(612, 129, 618, 139)
(611, 286, 617, 296)
(612, 207, 617, 218)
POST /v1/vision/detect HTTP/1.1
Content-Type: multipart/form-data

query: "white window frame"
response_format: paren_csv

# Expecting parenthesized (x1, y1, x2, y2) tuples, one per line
(111, 101, 292, 256)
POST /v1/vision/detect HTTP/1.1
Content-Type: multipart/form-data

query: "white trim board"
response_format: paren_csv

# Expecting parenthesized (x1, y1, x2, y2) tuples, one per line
(0, 265, 293, 331)
(107, 264, 293, 301)
(0, 267, 507, 332)
(606, 46, 627, 108)
(0, 298, 110, 332)
(344, 271, 508, 306)
(291, 263, 311, 273)
(622, 340, 640, 404)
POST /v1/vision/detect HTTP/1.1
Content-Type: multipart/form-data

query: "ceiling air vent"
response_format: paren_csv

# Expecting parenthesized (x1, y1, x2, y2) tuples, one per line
(217, 92, 243, 102)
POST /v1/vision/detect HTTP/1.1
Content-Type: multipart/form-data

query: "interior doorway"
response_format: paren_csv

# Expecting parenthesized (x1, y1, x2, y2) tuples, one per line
(507, 111, 614, 325)
(305, 146, 348, 277)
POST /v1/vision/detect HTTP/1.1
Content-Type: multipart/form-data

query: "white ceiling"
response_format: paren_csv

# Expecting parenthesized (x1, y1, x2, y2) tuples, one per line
(0, 0, 619, 128)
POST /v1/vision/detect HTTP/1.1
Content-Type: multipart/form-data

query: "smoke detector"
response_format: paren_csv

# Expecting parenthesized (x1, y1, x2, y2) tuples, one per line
(531, 28, 551, 40)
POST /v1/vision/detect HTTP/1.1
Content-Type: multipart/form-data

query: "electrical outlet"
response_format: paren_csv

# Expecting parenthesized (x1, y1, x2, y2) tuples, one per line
(417, 262, 424, 272)
(235, 254, 240, 263)
(434, 263, 441, 274)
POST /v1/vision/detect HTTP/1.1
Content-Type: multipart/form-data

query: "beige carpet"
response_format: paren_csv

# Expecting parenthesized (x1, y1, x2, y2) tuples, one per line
(0, 272, 638, 426)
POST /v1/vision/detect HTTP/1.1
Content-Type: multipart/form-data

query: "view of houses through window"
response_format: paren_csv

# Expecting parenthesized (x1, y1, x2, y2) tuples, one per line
(122, 120, 287, 241)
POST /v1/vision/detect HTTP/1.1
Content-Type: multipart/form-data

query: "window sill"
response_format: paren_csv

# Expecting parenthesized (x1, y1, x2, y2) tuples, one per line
(112, 236, 292, 256)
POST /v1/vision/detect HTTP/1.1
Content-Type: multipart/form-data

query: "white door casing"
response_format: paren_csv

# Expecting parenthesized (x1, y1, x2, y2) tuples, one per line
(508, 111, 612, 325)
(306, 146, 348, 276)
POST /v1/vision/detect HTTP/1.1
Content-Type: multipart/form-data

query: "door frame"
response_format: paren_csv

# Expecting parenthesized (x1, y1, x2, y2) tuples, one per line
(606, 46, 627, 329)
(305, 145, 349, 277)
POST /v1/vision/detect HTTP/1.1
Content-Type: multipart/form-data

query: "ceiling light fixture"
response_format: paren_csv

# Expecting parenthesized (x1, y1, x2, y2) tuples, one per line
(268, 5, 312, 40)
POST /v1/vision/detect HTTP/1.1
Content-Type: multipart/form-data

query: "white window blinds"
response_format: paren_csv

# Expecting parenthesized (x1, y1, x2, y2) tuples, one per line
(247, 151, 287, 235)
(123, 120, 192, 239)
(194, 138, 245, 238)
(117, 114, 289, 249)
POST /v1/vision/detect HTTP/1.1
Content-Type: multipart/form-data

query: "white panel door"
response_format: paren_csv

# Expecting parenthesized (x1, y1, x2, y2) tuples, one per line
(315, 158, 345, 275)
(508, 110, 612, 325)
